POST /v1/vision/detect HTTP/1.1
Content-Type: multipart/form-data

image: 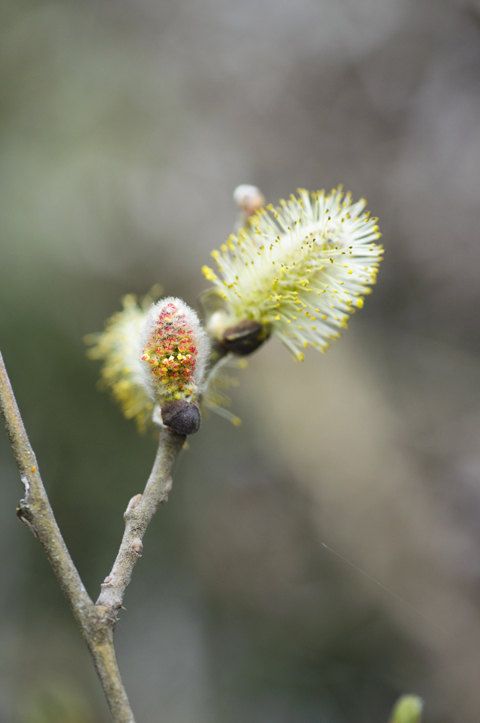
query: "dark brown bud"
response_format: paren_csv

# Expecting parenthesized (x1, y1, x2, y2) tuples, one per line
(221, 319, 271, 356)
(161, 400, 201, 435)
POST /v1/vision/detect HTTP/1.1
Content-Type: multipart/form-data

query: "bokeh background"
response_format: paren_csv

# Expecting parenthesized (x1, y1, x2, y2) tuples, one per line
(2, 0, 480, 721)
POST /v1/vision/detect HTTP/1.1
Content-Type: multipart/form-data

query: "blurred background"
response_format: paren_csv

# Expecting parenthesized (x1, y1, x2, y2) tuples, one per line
(1, 0, 480, 720)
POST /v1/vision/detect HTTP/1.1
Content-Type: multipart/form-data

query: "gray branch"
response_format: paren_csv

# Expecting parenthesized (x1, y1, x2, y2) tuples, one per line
(0, 350, 185, 722)
(96, 426, 184, 612)
(0, 352, 94, 630)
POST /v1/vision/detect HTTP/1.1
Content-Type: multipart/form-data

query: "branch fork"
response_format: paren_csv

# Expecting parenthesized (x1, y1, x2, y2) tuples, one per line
(0, 351, 185, 723)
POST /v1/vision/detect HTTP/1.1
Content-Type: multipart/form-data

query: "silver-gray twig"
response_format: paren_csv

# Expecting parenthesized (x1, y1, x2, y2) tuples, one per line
(0, 350, 184, 723)
(96, 426, 184, 613)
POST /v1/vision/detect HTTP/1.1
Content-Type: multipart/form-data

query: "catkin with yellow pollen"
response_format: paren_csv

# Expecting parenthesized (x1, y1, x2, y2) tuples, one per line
(84, 295, 152, 433)
(201, 186, 383, 360)
(139, 297, 210, 435)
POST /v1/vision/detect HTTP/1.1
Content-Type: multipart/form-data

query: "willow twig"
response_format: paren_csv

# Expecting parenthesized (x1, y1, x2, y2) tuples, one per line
(0, 350, 184, 722)
(96, 425, 184, 613)
(0, 351, 94, 630)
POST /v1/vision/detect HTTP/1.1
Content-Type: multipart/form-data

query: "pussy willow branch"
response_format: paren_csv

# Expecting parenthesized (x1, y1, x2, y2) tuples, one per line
(0, 350, 184, 723)
(0, 351, 94, 621)
(96, 428, 184, 612)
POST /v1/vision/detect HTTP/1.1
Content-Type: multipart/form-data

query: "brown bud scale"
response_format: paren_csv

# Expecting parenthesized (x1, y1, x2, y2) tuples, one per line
(161, 400, 201, 435)
(221, 319, 271, 356)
